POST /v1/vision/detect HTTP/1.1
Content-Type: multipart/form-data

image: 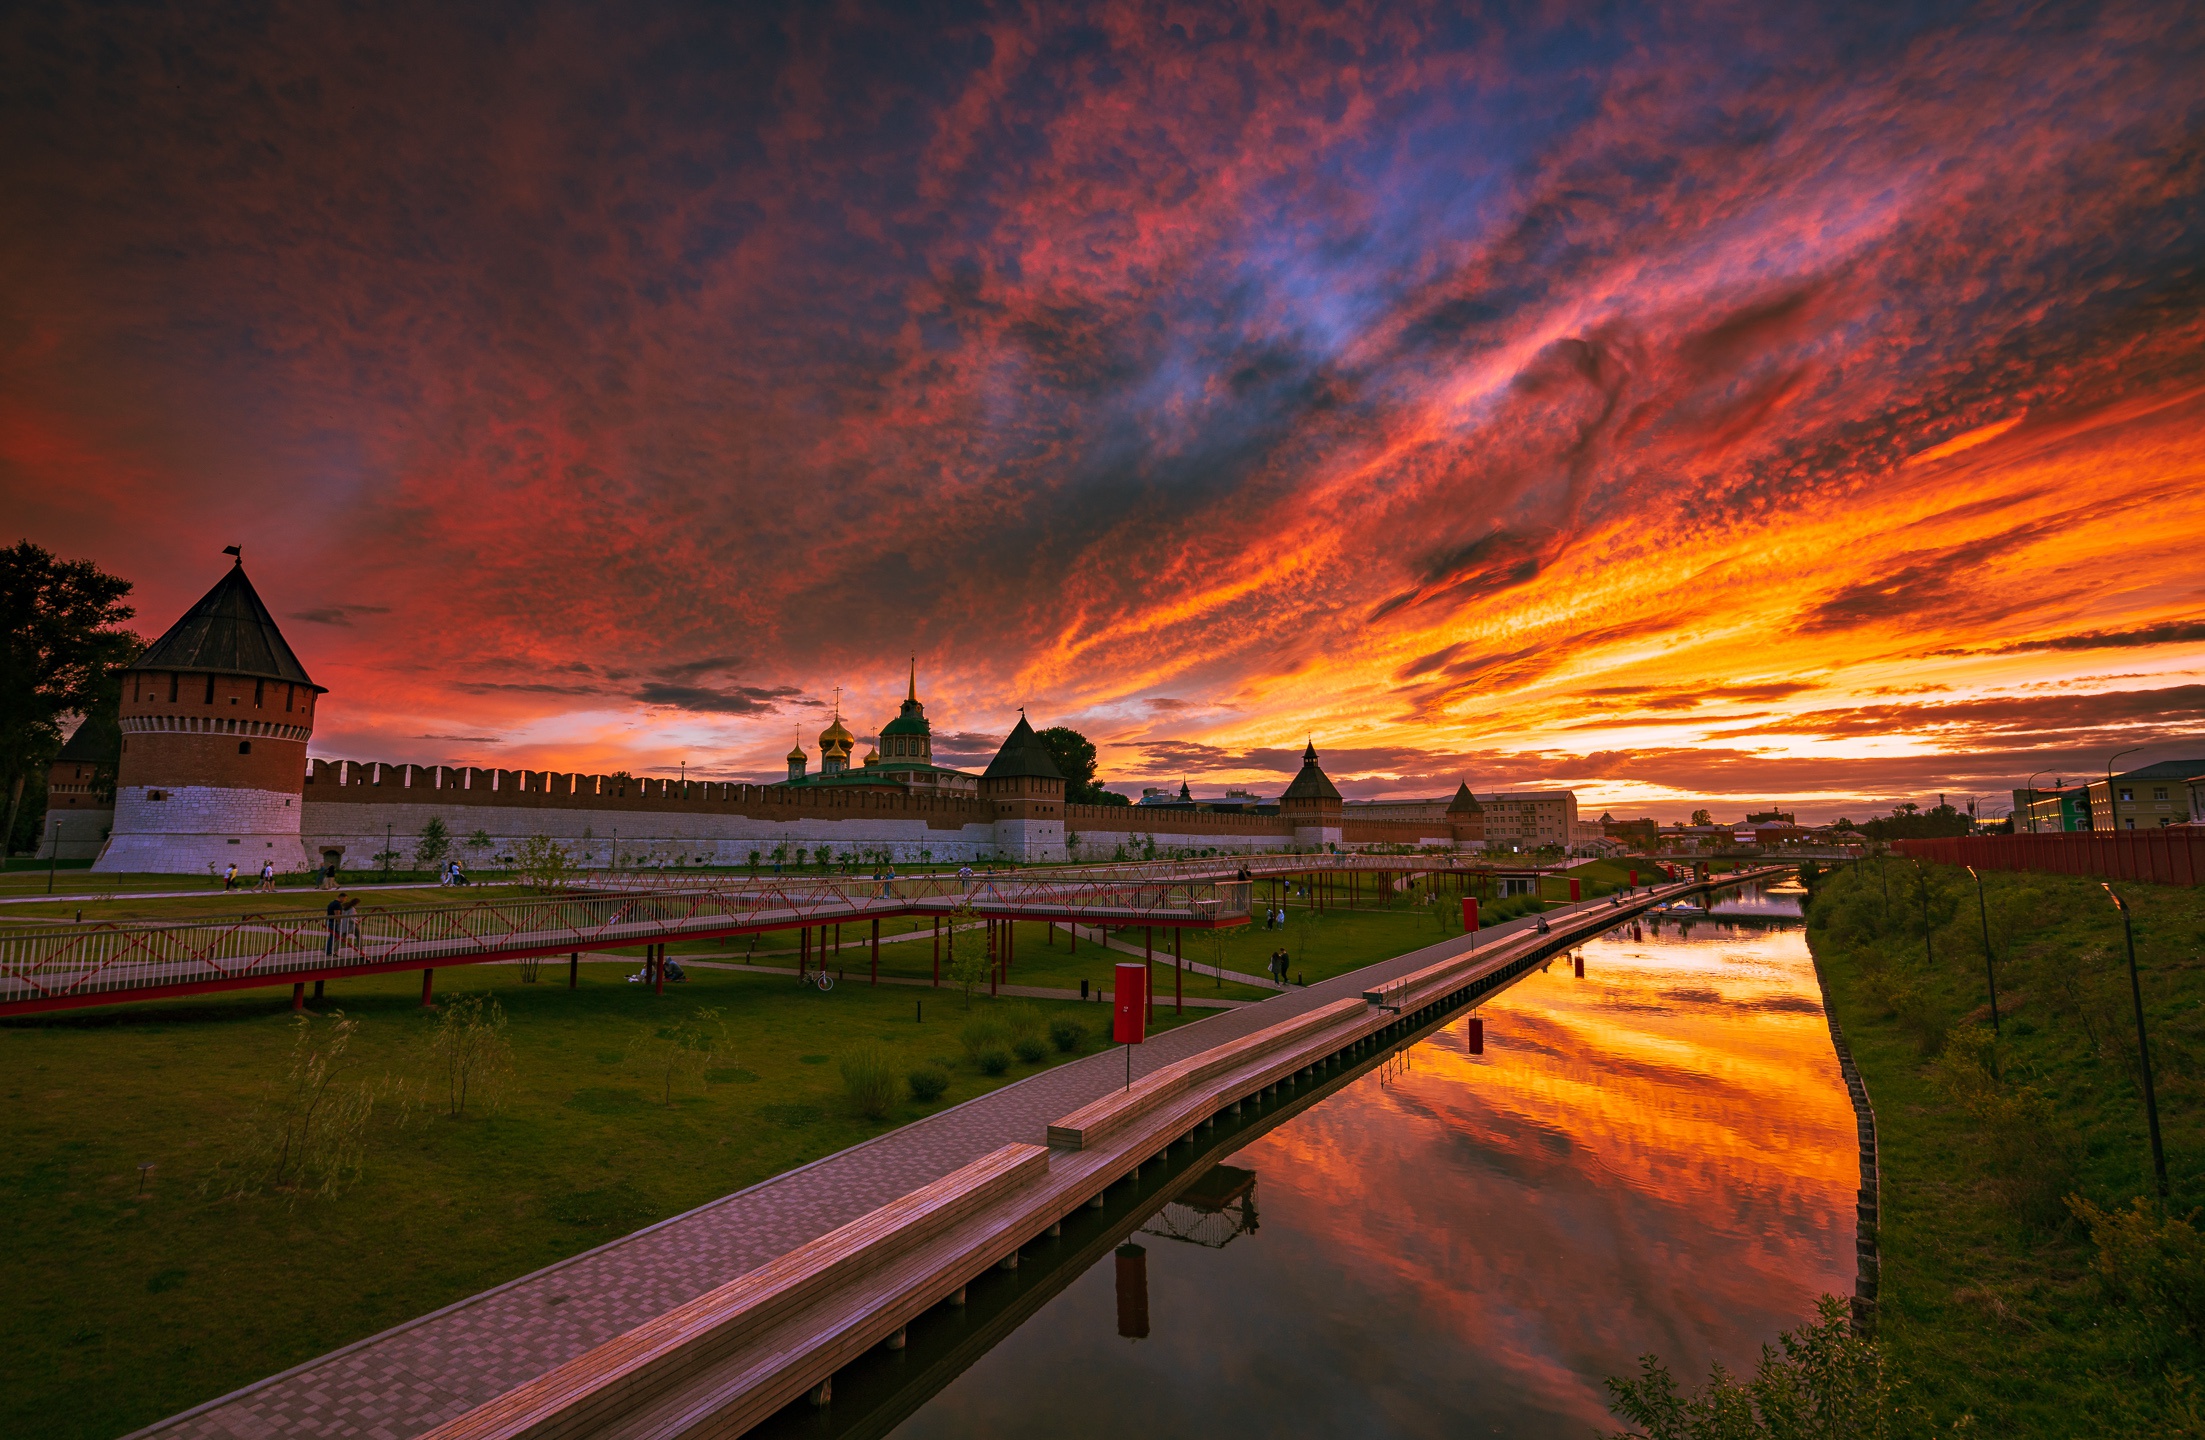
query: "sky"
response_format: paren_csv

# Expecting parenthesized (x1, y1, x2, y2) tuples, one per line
(4, 1, 2202, 821)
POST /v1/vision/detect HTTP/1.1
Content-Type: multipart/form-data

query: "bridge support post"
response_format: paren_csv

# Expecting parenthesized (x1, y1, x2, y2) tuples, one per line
(569, 952, 578, 988)
(292, 982, 305, 1011)
(800, 926, 808, 978)
(420, 968, 434, 1007)
(871, 918, 879, 987)
(312, 979, 324, 1002)
(931, 918, 939, 986)
(1174, 927, 1182, 1015)
(655, 944, 665, 995)
(1144, 926, 1154, 1025)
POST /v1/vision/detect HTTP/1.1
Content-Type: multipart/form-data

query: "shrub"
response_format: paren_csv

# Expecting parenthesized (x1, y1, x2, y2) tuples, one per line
(975, 1046, 1012, 1076)
(2072, 1197, 2205, 1355)
(839, 1043, 899, 1121)
(1012, 1035, 1048, 1064)
(1003, 1004, 1045, 1047)
(1604, 1295, 1897, 1439)
(908, 1065, 950, 1102)
(1049, 1017, 1086, 1053)
(959, 1015, 1006, 1059)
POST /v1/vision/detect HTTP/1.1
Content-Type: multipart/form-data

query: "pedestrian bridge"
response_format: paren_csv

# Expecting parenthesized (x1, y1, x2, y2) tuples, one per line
(0, 870, 1259, 1017)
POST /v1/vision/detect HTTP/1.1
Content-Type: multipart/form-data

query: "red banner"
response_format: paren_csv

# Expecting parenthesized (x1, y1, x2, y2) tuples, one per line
(1113, 962, 1148, 1044)
(1462, 896, 1479, 932)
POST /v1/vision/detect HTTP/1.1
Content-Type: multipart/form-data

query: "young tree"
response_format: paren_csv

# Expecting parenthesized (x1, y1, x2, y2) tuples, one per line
(944, 902, 988, 1005)
(415, 818, 452, 868)
(640, 1007, 725, 1104)
(429, 993, 512, 1118)
(1690, 809, 1713, 826)
(0, 542, 141, 853)
(515, 834, 573, 891)
(212, 1011, 392, 1200)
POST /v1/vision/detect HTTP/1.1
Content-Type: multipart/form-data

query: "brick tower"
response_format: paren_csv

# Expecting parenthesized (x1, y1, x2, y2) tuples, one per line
(982, 713, 1065, 861)
(94, 557, 323, 875)
(1278, 740, 1343, 850)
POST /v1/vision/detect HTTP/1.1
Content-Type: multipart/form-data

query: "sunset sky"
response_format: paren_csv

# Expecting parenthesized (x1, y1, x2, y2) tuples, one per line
(5, 2, 2201, 820)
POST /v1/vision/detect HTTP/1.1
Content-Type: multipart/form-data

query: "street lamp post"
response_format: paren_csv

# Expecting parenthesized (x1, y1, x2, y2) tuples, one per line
(2024, 771, 2047, 834)
(1966, 865, 2000, 1034)
(47, 816, 61, 895)
(2105, 747, 2142, 833)
(2102, 883, 2167, 1199)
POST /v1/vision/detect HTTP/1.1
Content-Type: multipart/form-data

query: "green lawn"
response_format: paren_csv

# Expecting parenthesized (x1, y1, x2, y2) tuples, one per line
(1806, 860, 2205, 1435)
(0, 963, 1200, 1440)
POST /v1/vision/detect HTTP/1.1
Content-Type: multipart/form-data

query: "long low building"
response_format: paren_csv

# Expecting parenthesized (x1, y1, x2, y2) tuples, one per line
(81, 560, 1484, 873)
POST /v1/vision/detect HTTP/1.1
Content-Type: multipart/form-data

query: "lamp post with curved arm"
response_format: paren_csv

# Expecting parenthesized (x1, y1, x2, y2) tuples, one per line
(2105, 747, 2142, 833)
(1966, 865, 2000, 1034)
(2024, 770, 2047, 834)
(2102, 882, 2166, 1199)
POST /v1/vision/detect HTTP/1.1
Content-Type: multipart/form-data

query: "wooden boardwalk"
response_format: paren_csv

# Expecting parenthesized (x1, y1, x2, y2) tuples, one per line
(129, 872, 1779, 1440)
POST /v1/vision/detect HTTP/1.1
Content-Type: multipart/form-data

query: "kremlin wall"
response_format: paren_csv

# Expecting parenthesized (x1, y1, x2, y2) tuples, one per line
(77, 561, 1484, 874)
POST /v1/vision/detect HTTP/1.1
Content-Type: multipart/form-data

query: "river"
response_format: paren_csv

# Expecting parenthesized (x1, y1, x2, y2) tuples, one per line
(760, 880, 1854, 1439)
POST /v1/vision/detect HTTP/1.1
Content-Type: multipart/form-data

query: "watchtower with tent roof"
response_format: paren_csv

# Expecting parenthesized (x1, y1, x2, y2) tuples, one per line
(1446, 781, 1486, 845)
(980, 713, 1066, 861)
(95, 550, 325, 875)
(1277, 740, 1344, 850)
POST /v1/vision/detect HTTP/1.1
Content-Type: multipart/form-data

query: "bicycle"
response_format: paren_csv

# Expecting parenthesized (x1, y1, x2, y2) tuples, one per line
(802, 968, 835, 992)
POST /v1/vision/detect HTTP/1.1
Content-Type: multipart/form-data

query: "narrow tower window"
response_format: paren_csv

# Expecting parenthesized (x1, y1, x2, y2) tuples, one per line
(239, 741, 253, 755)
(254, 679, 264, 707)
(168, 673, 179, 703)
(285, 684, 294, 713)
(204, 674, 216, 704)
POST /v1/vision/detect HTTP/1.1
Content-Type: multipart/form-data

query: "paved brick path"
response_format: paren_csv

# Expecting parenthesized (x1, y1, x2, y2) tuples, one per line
(132, 894, 1663, 1440)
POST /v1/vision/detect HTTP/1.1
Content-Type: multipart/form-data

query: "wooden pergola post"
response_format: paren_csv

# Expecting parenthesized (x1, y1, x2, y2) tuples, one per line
(1144, 925, 1154, 1024)
(569, 951, 578, 988)
(1174, 927, 1183, 1014)
(932, 916, 940, 987)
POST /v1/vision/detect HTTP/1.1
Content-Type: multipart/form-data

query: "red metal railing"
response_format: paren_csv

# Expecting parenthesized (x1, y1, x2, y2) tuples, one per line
(1894, 829, 2205, 886)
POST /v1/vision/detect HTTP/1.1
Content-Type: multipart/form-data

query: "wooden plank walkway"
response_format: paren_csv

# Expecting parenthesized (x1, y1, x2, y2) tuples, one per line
(130, 872, 1778, 1440)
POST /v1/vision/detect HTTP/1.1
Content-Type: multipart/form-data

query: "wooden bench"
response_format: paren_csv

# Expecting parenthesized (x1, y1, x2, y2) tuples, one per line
(1046, 997, 1366, 1150)
(421, 1142, 1048, 1440)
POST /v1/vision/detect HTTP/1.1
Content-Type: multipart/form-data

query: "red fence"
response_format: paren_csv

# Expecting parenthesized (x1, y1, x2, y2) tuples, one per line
(1895, 830, 2205, 886)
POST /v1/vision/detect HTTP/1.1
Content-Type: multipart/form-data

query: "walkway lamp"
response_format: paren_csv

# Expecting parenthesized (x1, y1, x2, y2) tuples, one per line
(2102, 882, 2167, 1199)
(48, 815, 61, 894)
(2105, 747, 2142, 832)
(2025, 771, 2047, 834)
(1965, 865, 2000, 1034)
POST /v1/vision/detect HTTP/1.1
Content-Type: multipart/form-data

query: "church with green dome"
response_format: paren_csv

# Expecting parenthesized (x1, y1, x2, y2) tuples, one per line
(779, 662, 979, 794)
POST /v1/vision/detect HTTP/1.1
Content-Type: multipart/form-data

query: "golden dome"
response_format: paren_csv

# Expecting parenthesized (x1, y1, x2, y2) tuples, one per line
(787, 742, 807, 763)
(819, 702, 855, 758)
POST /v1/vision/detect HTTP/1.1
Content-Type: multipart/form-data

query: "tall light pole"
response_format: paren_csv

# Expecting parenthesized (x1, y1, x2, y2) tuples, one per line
(1966, 865, 1999, 1034)
(2105, 747, 2142, 833)
(47, 816, 61, 895)
(2024, 771, 2048, 834)
(2102, 883, 2167, 1199)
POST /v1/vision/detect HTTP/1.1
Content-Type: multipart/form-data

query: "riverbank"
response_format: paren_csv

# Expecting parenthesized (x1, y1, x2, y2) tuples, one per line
(1805, 860, 2205, 1435)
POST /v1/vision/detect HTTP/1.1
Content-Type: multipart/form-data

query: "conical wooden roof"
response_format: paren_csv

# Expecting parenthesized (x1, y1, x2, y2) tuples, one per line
(133, 561, 320, 689)
(1279, 741, 1341, 802)
(982, 715, 1064, 780)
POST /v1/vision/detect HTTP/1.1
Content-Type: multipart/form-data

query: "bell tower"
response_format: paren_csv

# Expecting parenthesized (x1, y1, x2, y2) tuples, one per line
(95, 554, 323, 874)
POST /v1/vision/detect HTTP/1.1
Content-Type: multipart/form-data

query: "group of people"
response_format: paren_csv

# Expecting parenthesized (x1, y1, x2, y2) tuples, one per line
(1267, 947, 1294, 985)
(438, 859, 471, 886)
(219, 861, 281, 893)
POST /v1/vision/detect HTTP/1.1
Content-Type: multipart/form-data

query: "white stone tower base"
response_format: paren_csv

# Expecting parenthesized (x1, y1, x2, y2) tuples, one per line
(94, 787, 314, 875)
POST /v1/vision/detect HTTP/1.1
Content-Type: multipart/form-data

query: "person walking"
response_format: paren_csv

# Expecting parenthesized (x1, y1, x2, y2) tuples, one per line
(258, 860, 276, 893)
(340, 893, 361, 950)
(325, 892, 345, 956)
(222, 862, 238, 891)
(319, 857, 339, 891)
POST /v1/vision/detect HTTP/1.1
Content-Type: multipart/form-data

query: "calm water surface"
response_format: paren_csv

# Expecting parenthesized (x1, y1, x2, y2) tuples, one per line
(779, 884, 1854, 1439)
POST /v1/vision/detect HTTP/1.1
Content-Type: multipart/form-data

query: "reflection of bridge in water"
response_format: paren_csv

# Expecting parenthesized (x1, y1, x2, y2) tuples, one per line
(1141, 1163, 1259, 1249)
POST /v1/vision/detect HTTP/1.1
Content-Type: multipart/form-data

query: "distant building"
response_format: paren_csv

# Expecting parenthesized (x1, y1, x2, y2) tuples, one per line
(37, 723, 118, 860)
(1745, 808, 1795, 824)
(2015, 784, 2092, 833)
(1342, 785, 1575, 850)
(1600, 812, 1660, 848)
(2082, 760, 2204, 830)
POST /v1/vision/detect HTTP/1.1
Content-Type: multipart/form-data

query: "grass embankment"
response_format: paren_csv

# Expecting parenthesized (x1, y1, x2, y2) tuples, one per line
(0, 965, 1198, 1440)
(1806, 860, 2205, 1435)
